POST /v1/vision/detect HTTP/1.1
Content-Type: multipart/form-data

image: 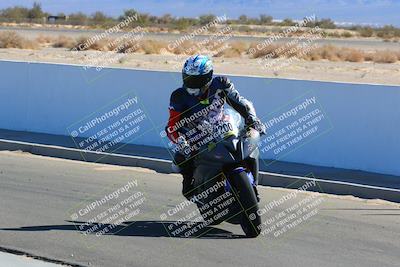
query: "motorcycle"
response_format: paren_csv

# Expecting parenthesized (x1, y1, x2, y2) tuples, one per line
(185, 106, 262, 238)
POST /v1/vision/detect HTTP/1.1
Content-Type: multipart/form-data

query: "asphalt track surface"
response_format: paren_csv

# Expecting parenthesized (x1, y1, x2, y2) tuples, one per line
(0, 151, 399, 267)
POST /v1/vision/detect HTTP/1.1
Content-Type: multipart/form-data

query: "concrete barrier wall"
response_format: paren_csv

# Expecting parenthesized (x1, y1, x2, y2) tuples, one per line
(0, 60, 399, 176)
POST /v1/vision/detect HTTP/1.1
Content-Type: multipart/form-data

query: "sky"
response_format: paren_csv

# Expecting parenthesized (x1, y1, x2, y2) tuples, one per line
(0, 0, 399, 26)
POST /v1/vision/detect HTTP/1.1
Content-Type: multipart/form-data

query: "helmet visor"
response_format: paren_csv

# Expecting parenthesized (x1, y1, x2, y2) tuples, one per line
(182, 71, 213, 89)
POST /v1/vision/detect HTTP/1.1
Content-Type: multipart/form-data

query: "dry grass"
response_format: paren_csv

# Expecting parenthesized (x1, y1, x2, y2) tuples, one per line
(305, 50, 323, 61)
(303, 45, 334, 61)
(73, 36, 112, 51)
(214, 47, 241, 58)
(248, 43, 280, 58)
(207, 40, 228, 52)
(36, 34, 54, 44)
(52, 35, 76, 48)
(231, 41, 248, 51)
(335, 48, 365, 62)
(171, 40, 200, 55)
(346, 50, 365, 62)
(309, 46, 399, 63)
(73, 36, 91, 51)
(214, 42, 248, 58)
(317, 45, 340, 61)
(1, 32, 399, 64)
(0, 31, 38, 49)
(363, 52, 375, 62)
(116, 40, 141, 53)
(246, 43, 399, 63)
(302, 45, 366, 62)
(341, 31, 353, 38)
(372, 50, 398, 63)
(91, 38, 114, 51)
(140, 40, 168, 54)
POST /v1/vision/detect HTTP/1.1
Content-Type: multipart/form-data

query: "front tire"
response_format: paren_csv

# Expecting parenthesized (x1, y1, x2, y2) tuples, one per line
(228, 170, 261, 238)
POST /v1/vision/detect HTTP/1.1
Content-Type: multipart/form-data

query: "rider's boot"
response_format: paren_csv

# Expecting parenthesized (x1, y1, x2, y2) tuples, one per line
(182, 172, 195, 201)
(174, 152, 195, 201)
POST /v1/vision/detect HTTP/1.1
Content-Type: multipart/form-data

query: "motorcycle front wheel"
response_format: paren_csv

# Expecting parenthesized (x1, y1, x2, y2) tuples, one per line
(228, 170, 261, 238)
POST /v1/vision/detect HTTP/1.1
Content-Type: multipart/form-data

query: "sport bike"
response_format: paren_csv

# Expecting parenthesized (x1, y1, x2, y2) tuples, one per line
(187, 107, 262, 238)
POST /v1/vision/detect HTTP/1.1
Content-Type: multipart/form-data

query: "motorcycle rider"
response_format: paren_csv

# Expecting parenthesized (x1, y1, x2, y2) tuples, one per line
(165, 55, 266, 200)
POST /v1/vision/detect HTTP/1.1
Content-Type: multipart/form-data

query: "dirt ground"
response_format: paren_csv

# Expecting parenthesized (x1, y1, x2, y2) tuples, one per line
(0, 46, 399, 85)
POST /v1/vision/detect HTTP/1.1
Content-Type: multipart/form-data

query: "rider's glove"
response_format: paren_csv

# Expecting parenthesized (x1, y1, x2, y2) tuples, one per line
(246, 118, 267, 136)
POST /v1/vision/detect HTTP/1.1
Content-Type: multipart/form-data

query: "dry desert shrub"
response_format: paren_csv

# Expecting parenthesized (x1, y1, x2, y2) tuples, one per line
(206, 40, 226, 52)
(97, 39, 115, 51)
(341, 31, 353, 38)
(140, 39, 168, 54)
(73, 36, 92, 51)
(87, 38, 113, 51)
(36, 34, 54, 44)
(0, 31, 38, 49)
(363, 52, 375, 61)
(214, 41, 248, 57)
(318, 45, 340, 61)
(338, 48, 365, 62)
(214, 47, 241, 57)
(248, 42, 280, 58)
(52, 35, 76, 48)
(327, 31, 341, 38)
(347, 49, 365, 62)
(304, 46, 400, 63)
(230, 41, 249, 53)
(372, 50, 398, 63)
(3, 29, 397, 65)
(73, 36, 112, 51)
(171, 40, 199, 55)
(305, 49, 322, 61)
(116, 40, 141, 53)
(301, 45, 365, 62)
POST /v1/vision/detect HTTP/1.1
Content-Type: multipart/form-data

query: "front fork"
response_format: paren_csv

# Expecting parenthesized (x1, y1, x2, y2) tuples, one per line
(225, 166, 260, 202)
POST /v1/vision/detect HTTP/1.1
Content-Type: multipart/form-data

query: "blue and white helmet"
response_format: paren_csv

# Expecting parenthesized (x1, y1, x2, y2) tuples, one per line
(182, 55, 213, 96)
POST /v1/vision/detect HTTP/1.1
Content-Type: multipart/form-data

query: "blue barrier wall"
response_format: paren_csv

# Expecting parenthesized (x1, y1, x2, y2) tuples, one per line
(0, 60, 399, 176)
